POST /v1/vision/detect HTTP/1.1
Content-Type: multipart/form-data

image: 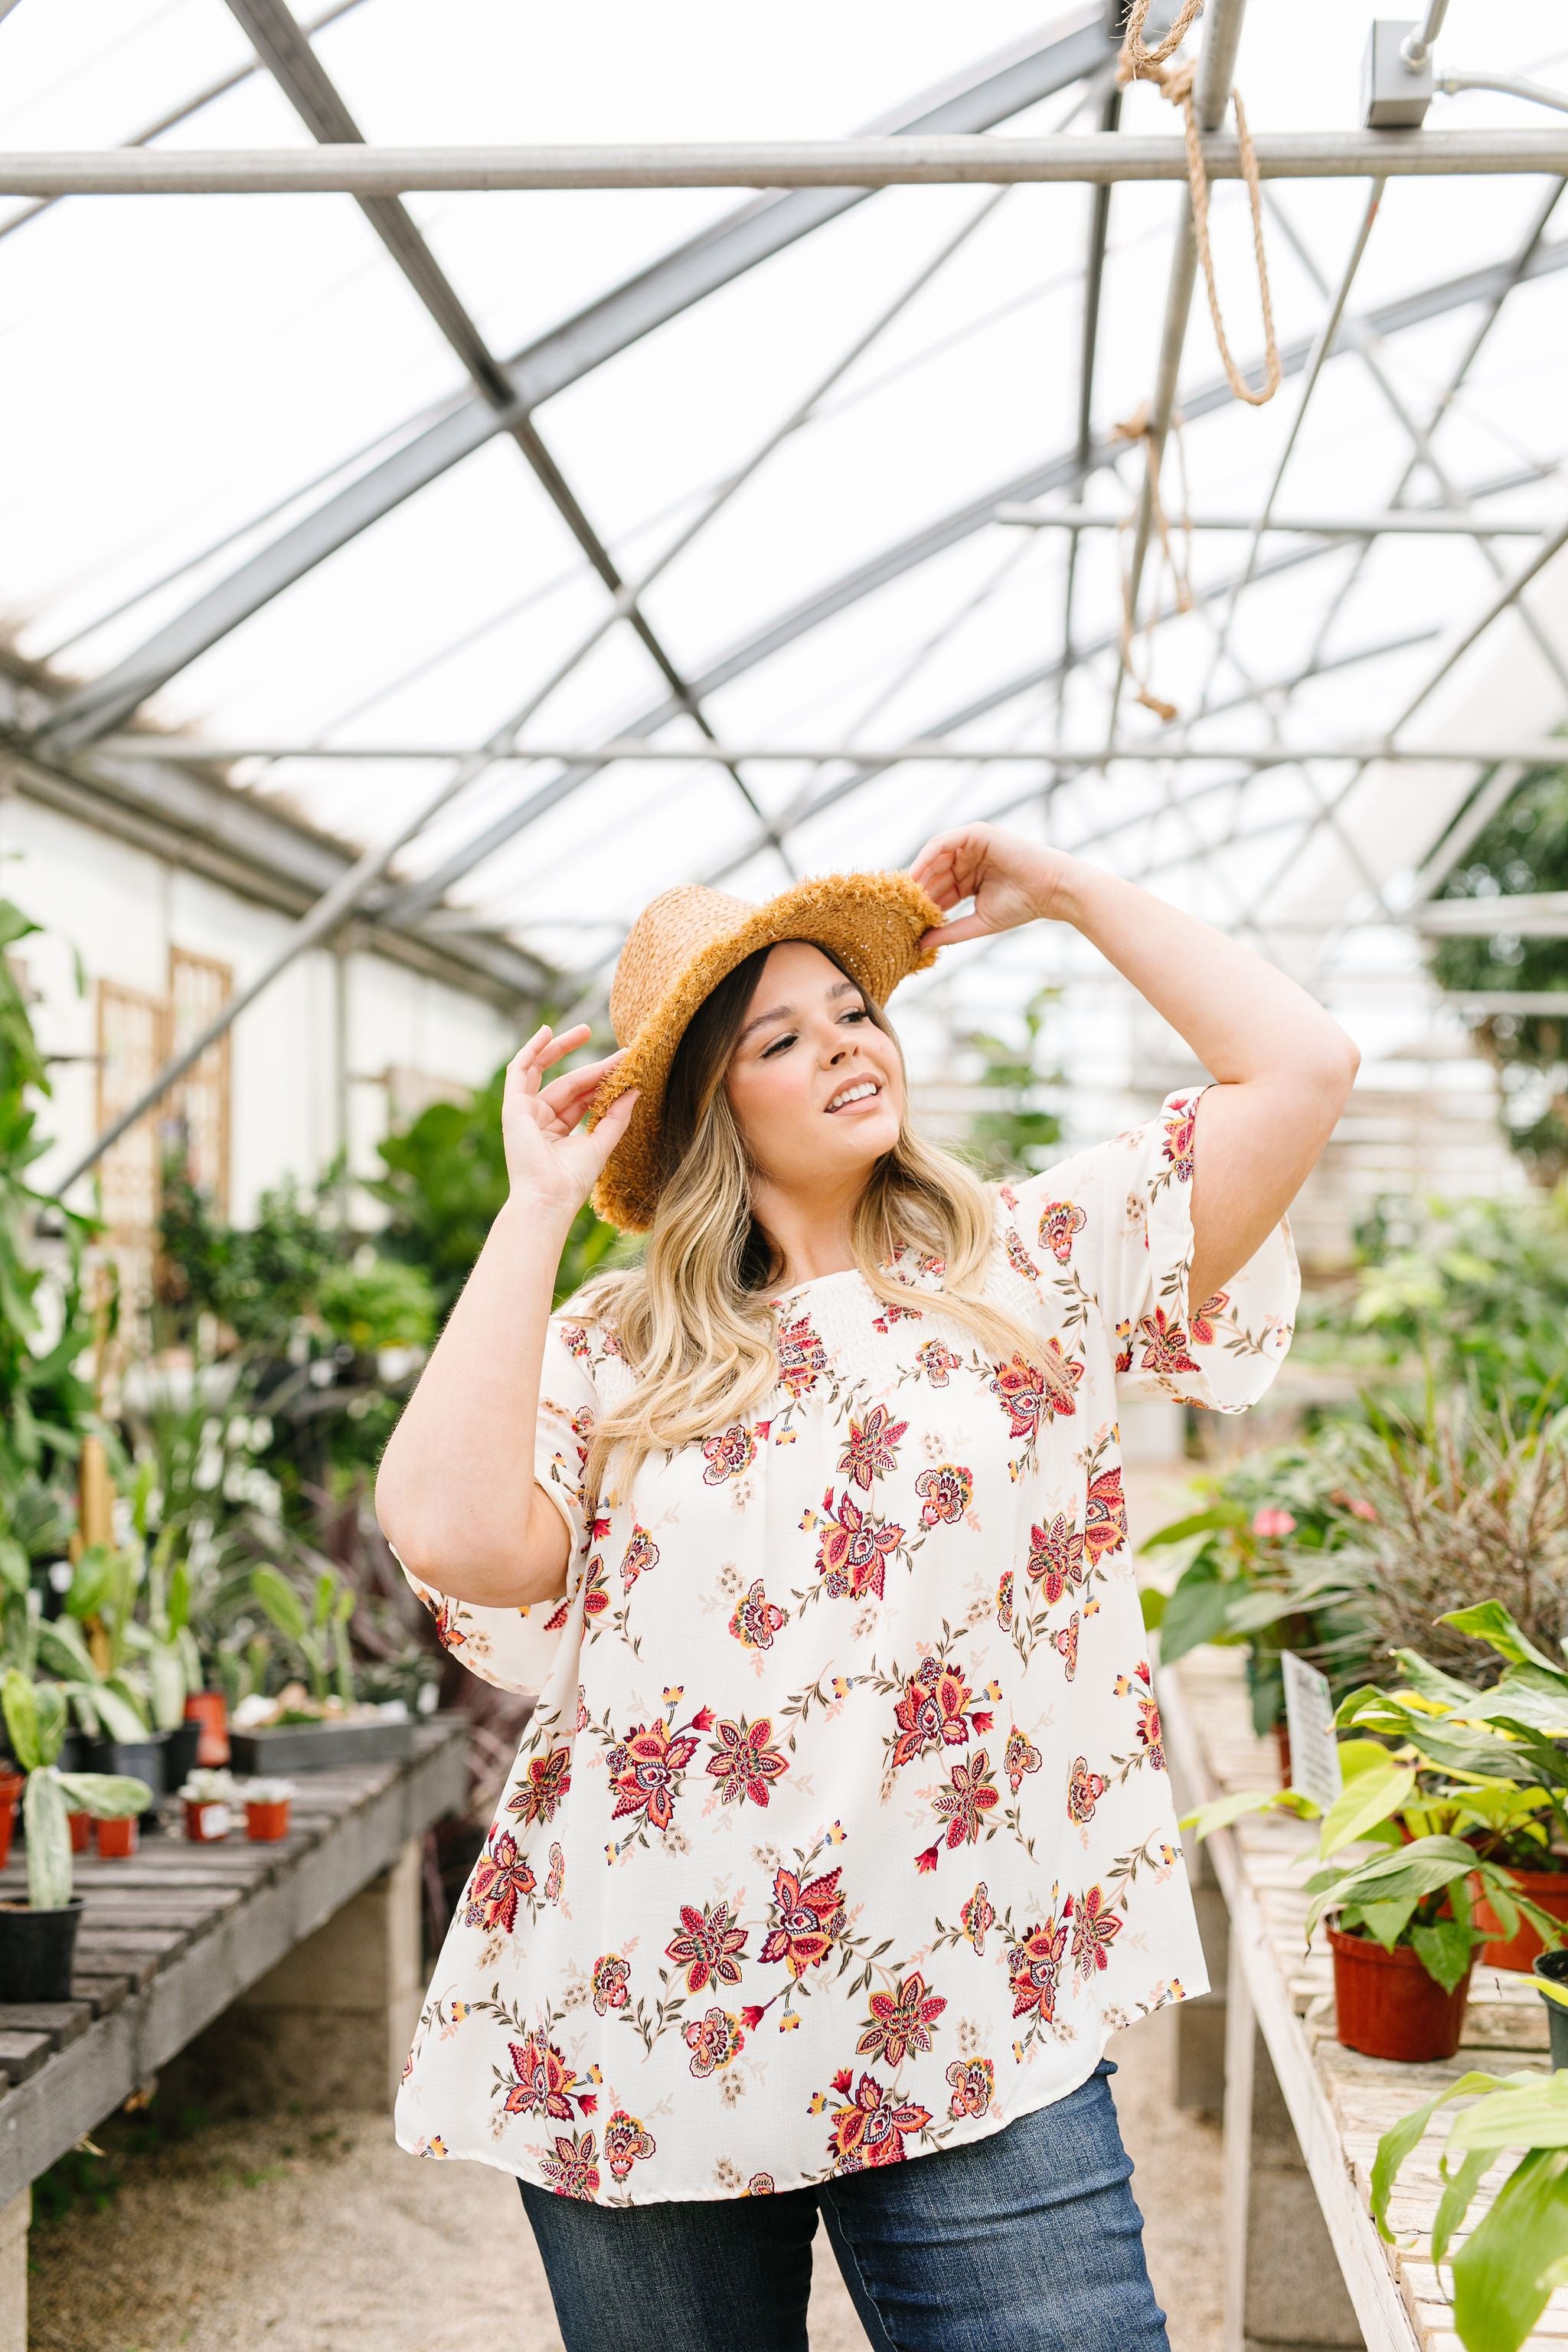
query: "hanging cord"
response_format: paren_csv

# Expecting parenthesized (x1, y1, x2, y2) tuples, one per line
(1112, 403, 1195, 722)
(1116, 0, 1282, 408)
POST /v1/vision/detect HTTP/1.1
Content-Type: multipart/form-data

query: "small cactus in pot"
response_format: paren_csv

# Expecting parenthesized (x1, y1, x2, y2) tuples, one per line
(0, 1668, 152, 1999)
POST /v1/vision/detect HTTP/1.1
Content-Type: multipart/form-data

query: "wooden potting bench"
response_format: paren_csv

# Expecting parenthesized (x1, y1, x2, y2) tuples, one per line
(1160, 1645, 1558, 2352)
(0, 1713, 467, 2352)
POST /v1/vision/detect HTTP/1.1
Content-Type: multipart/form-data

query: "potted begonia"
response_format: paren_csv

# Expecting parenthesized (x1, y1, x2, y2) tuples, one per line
(0, 1668, 152, 2000)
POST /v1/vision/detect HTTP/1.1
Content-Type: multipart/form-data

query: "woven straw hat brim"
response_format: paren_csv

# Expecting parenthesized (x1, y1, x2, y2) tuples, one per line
(585, 868, 946, 1233)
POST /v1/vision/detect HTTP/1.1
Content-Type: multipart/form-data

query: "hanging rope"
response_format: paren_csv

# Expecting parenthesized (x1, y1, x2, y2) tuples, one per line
(1112, 403, 1195, 722)
(1116, 0, 1282, 408)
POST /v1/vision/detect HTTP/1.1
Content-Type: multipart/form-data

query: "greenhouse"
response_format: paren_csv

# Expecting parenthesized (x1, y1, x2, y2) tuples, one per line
(3, 0, 1568, 2345)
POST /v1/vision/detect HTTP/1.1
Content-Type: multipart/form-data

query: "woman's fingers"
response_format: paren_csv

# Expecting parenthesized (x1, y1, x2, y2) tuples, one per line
(910, 829, 987, 910)
(580, 1085, 639, 1174)
(918, 910, 992, 949)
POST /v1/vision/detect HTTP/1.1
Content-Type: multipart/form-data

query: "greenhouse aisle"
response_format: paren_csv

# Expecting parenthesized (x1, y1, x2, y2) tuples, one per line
(27, 2005, 1221, 2351)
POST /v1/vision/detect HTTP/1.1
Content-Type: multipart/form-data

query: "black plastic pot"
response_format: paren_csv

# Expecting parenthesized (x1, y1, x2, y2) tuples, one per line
(56, 1730, 87, 1775)
(1535, 1949, 1568, 2069)
(0, 1896, 84, 2000)
(82, 1734, 165, 1795)
(160, 1720, 201, 1790)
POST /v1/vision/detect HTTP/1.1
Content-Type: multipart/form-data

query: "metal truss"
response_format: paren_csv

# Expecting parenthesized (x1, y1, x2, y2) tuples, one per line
(34, 9, 1116, 753)
(20, 6, 1568, 1181)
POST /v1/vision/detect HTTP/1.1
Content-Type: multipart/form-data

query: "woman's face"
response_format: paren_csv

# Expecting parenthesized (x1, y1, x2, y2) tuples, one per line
(723, 940, 903, 1195)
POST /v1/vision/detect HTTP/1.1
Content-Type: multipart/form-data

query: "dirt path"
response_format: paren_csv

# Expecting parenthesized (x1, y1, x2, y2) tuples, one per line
(28, 2007, 1220, 2351)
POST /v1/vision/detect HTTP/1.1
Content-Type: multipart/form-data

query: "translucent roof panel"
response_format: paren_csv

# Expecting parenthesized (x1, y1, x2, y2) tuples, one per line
(2, 0, 1567, 1088)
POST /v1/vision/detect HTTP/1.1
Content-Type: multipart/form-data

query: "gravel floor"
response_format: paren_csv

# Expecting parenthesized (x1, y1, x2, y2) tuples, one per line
(28, 2006, 1222, 2352)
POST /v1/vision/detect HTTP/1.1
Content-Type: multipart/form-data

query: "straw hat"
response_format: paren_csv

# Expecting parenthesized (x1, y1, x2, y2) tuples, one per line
(584, 870, 946, 1233)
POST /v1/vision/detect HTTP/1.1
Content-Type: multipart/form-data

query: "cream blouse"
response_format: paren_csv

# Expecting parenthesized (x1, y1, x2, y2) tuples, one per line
(394, 1087, 1298, 2203)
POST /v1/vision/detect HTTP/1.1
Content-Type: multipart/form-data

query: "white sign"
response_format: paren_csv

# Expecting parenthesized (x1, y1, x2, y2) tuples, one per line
(1281, 1650, 1343, 1811)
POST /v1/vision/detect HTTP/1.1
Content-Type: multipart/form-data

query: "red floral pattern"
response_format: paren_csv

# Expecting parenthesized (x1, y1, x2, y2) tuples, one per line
(394, 1087, 1298, 2203)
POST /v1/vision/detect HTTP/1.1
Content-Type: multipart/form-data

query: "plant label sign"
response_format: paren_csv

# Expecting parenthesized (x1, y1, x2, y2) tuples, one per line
(1281, 1651, 1342, 1809)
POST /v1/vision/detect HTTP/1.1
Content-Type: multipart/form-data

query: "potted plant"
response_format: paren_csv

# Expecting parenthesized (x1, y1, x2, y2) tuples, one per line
(93, 1809, 140, 1858)
(0, 1668, 152, 2000)
(177, 1766, 240, 1842)
(47, 1542, 167, 1802)
(230, 1565, 414, 1769)
(1371, 2066, 1568, 2352)
(243, 1775, 296, 1842)
(1185, 1736, 1558, 2063)
(1340, 1598, 1568, 1970)
(0, 1759, 21, 1870)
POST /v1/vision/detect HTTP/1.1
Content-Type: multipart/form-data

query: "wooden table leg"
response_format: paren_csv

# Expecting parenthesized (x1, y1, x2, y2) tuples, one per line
(1223, 1936, 1365, 2352)
(0, 2187, 28, 2352)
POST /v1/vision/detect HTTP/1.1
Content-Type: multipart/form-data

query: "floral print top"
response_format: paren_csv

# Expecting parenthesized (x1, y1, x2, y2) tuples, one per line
(394, 1088, 1298, 2203)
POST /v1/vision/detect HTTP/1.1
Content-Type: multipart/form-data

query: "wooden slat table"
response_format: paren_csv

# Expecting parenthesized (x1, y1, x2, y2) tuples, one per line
(1160, 1648, 1555, 2352)
(0, 1711, 467, 2346)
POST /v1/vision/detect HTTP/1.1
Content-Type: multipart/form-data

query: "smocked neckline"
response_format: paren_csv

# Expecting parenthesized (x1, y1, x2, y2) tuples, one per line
(767, 1266, 865, 1302)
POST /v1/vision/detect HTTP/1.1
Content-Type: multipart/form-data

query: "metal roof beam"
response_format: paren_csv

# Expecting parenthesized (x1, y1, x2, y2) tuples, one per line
(6, 129, 1568, 193)
(377, 250, 1568, 918)
(34, 11, 1115, 750)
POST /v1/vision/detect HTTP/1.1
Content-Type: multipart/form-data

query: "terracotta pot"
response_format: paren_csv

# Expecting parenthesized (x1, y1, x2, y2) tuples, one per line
(1329, 1922, 1473, 2061)
(0, 1771, 23, 1871)
(1470, 1864, 1568, 1971)
(182, 1796, 234, 1844)
(93, 1814, 139, 1859)
(245, 1798, 292, 1844)
(184, 1688, 230, 1767)
(67, 1808, 91, 1854)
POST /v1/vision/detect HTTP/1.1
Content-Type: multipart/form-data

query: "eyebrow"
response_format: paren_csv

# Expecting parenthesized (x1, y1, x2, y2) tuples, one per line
(735, 976, 863, 1047)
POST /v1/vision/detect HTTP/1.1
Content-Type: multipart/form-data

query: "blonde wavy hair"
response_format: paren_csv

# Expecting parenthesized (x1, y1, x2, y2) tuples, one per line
(573, 940, 1052, 1509)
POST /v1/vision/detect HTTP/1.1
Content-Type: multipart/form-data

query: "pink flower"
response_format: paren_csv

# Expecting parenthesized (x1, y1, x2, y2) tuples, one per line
(1250, 1508, 1297, 1539)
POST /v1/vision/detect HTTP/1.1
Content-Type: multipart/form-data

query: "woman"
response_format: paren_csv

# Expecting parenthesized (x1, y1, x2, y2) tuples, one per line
(376, 822, 1357, 2352)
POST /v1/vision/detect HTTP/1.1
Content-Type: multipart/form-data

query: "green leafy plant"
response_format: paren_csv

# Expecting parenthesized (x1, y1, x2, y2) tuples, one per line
(0, 897, 97, 1488)
(1184, 1733, 1558, 1993)
(0, 1667, 150, 1909)
(952, 984, 1063, 1182)
(158, 1157, 345, 1354)
(249, 1564, 355, 1709)
(1372, 2068, 1568, 2352)
(1427, 758, 1568, 1182)
(1148, 1404, 1568, 1740)
(317, 1256, 436, 1354)
(1334, 1190, 1568, 1416)
(368, 1057, 628, 1315)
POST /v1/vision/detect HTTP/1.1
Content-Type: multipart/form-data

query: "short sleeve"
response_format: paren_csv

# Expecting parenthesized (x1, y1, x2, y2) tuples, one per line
(391, 1310, 601, 1697)
(1000, 1085, 1300, 1413)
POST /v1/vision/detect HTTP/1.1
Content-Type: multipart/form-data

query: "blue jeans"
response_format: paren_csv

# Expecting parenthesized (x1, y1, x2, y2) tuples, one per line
(517, 2055, 1169, 2352)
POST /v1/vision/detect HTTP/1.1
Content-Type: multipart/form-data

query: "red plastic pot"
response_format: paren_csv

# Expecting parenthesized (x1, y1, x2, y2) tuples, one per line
(245, 1798, 292, 1844)
(1470, 1865, 1568, 1972)
(67, 1809, 91, 1854)
(1329, 1922, 1474, 2060)
(182, 1797, 234, 1844)
(184, 1689, 230, 1768)
(93, 1814, 139, 1859)
(0, 1771, 23, 1870)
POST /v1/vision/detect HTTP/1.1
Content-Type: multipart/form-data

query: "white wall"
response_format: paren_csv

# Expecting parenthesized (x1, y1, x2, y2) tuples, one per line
(0, 794, 518, 1223)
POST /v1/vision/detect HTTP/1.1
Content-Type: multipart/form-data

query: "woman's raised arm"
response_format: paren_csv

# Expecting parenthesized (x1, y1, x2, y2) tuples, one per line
(374, 1024, 637, 1609)
(909, 826, 1359, 1308)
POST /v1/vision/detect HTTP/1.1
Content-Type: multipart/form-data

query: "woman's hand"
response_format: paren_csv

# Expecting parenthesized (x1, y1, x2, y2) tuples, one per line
(908, 825, 1076, 948)
(502, 1022, 639, 1221)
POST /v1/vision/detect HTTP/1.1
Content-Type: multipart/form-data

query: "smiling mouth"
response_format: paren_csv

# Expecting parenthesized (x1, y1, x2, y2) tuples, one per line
(825, 1080, 882, 1114)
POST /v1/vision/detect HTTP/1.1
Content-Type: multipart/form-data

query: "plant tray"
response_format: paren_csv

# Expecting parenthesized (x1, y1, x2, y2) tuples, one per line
(227, 1718, 419, 1772)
